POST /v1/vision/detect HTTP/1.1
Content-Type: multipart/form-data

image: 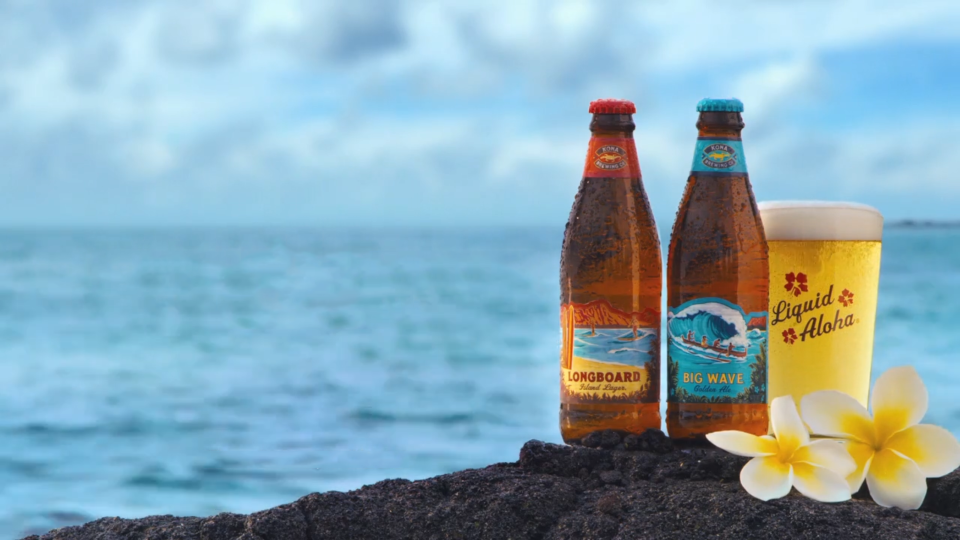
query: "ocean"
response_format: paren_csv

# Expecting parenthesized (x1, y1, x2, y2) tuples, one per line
(0, 227, 957, 538)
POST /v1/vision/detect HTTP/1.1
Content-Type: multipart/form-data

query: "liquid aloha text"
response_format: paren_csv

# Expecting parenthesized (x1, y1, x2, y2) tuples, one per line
(772, 281, 858, 344)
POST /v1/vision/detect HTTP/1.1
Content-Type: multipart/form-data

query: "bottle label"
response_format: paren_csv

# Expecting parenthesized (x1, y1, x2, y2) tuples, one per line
(582, 137, 641, 178)
(667, 298, 767, 404)
(690, 138, 748, 174)
(560, 299, 659, 404)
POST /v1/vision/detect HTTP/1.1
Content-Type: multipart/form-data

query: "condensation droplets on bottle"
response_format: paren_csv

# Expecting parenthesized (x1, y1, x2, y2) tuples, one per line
(666, 98, 770, 441)
(559, 98, 663, 443)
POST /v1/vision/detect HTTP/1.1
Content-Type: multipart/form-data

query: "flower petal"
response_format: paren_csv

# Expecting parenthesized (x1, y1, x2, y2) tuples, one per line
(871, 366, 928, 444)
(866, 448, 927, 510)
(792, 462, 852, 503)
(740, 456, 793, 501)
(800, 390, 874, 445)
(771, 395, 809, 459)
(841, 440, 875, 494)
(706, 431, 779, 457)
(792, 440, 857, 477)
(886, 424, 960, 478)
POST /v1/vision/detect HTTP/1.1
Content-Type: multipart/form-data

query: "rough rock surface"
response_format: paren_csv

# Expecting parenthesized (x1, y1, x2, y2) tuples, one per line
(22, 430, 960, 540)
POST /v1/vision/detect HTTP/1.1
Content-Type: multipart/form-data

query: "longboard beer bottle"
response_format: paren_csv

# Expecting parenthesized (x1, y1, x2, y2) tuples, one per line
(560, 98, 662, 443)
(666, 98, 769, 440)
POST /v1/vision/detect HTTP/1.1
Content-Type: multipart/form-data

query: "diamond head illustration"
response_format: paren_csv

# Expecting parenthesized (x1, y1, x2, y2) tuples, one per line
(565, 299, 659, 332)
(746, 315, 767, 330)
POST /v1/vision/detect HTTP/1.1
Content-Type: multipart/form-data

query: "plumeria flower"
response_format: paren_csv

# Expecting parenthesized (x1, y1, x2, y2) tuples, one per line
(801, 366, 960, 510)
(707, 396, 856, 502)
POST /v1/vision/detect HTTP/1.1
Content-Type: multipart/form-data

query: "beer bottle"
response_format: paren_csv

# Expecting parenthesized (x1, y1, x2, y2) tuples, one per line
(666, 98, 769, 440)
(560, 98, 662, 443)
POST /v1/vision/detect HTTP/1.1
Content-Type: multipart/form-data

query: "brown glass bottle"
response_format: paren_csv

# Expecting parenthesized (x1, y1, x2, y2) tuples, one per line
(560, 99, 662, 444)
(666, 98, 769, 440)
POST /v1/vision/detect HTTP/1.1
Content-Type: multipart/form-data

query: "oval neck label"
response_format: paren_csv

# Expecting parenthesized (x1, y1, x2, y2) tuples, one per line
(583, 137, 641, 178)
(691, 138, 748, 174)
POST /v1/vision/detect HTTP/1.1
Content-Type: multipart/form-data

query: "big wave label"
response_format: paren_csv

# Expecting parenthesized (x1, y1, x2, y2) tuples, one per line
(666, 297, 767, 404)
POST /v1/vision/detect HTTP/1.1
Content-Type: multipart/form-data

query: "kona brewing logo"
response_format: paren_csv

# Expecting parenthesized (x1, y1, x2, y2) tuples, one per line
(701, 143, 738, 169)
(772, 272, 857, 344)
(594, 145, 627, 170)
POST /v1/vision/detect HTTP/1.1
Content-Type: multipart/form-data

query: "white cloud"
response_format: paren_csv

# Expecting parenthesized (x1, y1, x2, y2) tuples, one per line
(734, 57, 824, 126)
(833, 123, 957, 193)
(0, 0, 955, 225)
(121, 138, 177, 177)
(637, 0, 959, 69)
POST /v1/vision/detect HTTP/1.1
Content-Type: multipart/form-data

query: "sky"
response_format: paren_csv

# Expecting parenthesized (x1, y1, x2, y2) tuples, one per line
(0, 0, 957, 228)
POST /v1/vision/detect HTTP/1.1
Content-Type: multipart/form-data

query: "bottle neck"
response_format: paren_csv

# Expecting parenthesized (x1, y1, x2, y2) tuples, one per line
(696, 112, 744, 139)
(592, 130, 635, 138)
(583, 114, 641, 179)
(690, 112, 747, 175)
(589, 114, 635, 138)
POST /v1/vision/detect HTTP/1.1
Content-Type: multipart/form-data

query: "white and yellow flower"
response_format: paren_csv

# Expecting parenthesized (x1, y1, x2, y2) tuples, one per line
(801, 366, 960, 510)
(707, 396, 856, 502)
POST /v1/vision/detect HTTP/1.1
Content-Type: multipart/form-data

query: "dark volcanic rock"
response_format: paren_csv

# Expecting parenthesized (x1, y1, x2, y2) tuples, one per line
(22, 429, 960, 540)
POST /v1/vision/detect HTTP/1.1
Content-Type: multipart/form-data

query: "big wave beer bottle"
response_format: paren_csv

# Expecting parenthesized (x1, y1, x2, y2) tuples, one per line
(666, 98, 769, 440)
(560, 98, 662, 443)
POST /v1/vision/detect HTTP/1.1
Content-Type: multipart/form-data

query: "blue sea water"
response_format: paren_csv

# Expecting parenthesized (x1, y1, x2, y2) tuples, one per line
(0, 227, 958, 538)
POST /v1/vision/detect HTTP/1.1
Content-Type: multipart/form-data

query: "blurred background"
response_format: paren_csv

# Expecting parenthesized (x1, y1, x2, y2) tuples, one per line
(0, 0, 958, 537)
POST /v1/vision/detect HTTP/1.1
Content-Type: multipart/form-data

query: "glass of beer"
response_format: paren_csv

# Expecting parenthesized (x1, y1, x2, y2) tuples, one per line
(758, 201, 883, 407)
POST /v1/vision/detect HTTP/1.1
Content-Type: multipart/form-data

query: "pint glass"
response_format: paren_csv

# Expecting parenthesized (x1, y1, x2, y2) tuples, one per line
(758, 201, 883, 406)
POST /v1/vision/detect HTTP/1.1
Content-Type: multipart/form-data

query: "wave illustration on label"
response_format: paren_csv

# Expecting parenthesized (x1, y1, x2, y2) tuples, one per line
(561, 299, 659, 404)
(667, 298, 767, 404)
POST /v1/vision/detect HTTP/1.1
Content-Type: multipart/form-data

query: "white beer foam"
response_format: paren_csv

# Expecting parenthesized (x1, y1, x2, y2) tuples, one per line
(758, 200, 883, 241)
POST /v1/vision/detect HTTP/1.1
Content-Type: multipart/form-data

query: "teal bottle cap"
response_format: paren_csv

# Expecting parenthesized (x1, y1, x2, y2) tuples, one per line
(696, 98, 744, 113)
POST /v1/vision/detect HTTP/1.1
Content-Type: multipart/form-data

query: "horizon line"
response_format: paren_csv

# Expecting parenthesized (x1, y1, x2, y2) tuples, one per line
(0, 219, 953, 231)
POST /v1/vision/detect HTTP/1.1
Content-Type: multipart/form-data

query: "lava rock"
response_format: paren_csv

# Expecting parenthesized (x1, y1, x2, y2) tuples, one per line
(581, 430, 603, 448)
(23, 433, 960, 540)
(623, 428, 674, 454)
(595, 493, 622, 516)
(599, 430, 621, 449)
(599, 470, 622, 485)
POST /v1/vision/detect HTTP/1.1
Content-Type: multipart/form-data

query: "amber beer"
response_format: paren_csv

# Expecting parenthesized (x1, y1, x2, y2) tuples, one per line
(759, 201, 883, 406)
(560, 98, 662, 443)
(667, 98, 769, 440)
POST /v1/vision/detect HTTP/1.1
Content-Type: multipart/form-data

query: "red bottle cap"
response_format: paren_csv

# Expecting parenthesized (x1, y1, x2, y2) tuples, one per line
(588, 98, 636, 114)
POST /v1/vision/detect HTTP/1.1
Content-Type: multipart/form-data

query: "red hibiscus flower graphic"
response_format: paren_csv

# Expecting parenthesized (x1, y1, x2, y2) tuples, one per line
(785, 272, 809, 297)
(839, 289, 855, 307)
(782, 328, 798, 345)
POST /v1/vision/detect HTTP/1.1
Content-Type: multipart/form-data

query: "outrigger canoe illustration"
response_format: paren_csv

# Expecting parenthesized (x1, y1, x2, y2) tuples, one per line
(680, 330, 747, 362)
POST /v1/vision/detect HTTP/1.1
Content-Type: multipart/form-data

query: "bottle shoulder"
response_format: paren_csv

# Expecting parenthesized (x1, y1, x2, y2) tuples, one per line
(667, 175, 768, 266)
(568, 177, 657, 222)
(670, 174, 762, 230)
(562, 178, 662, 271)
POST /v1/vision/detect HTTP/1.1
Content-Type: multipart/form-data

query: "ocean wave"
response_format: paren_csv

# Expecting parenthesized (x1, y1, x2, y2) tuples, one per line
(616, 328, 652, 341)
(670, 337, 749, 364)
(669, 301, 749, 348)
(607, 347, 642, 354)
(344, 409, 505, 426)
